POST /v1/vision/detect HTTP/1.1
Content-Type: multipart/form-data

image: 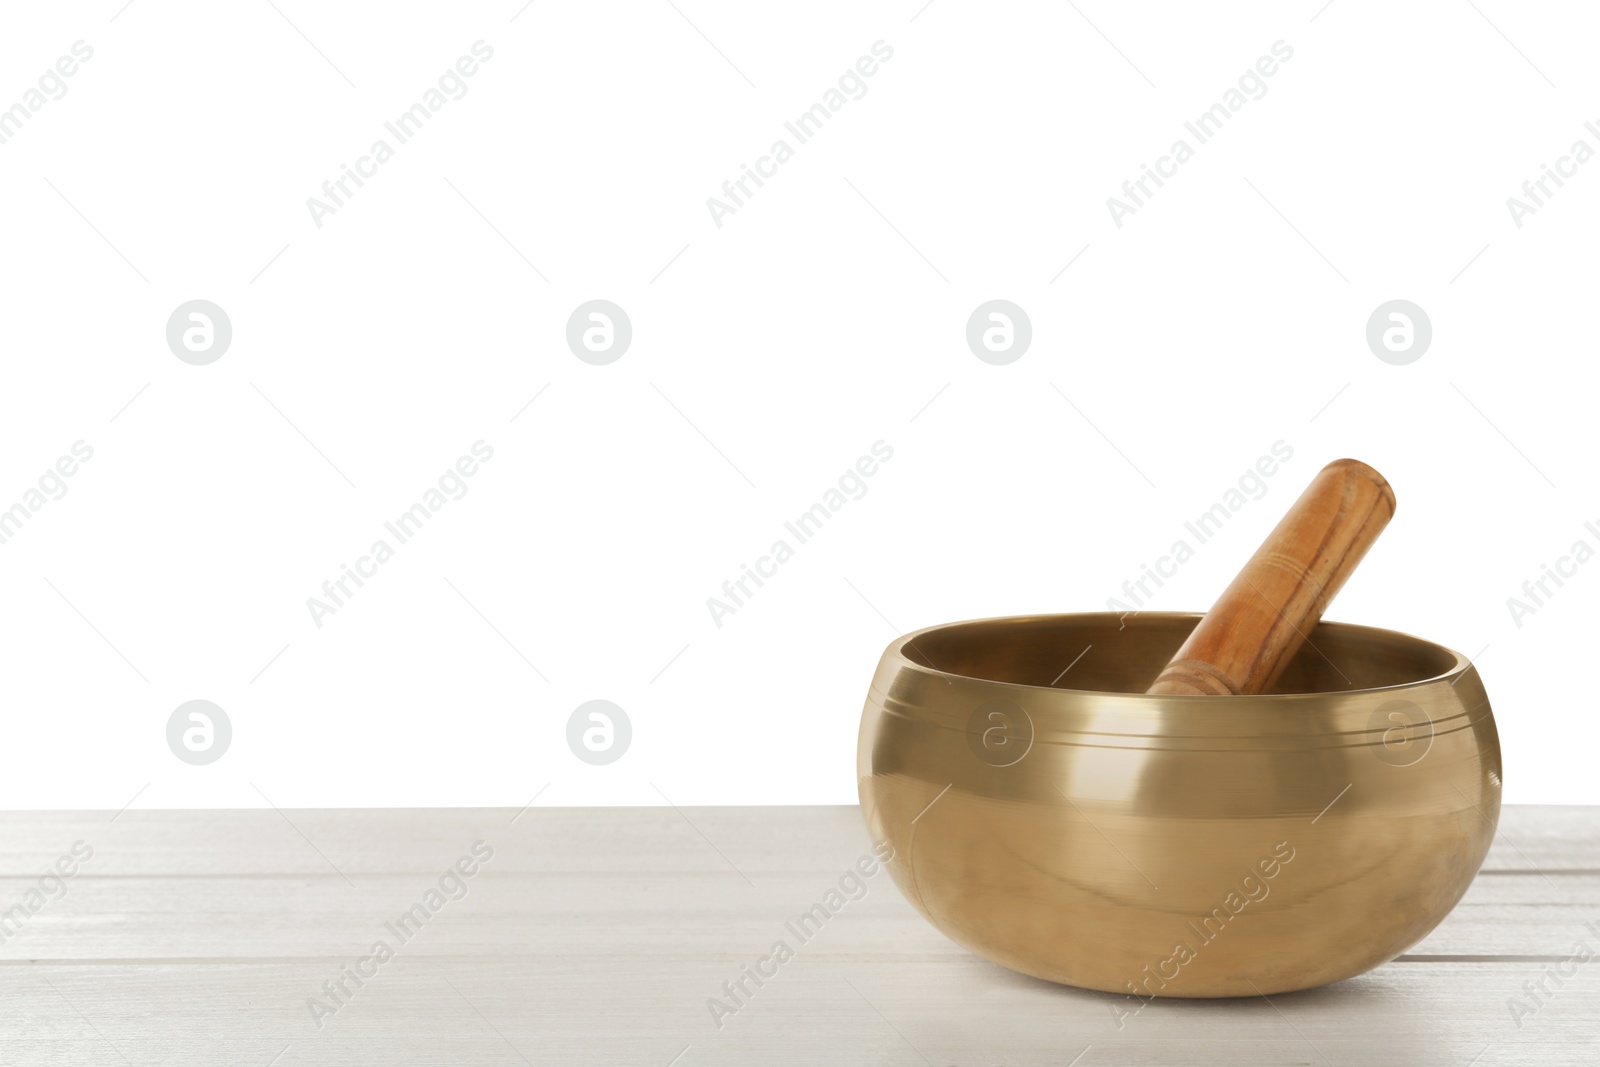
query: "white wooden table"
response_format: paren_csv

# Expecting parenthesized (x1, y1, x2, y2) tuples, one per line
(2, 805, 1594, 1065)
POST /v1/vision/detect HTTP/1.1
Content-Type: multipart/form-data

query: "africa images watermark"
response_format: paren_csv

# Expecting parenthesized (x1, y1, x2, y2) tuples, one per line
(705, 40, 895, 229)
(0, 441, 95, 548)
(305, 441, 494, 627)
(1505, 120, 1600, 229)
(0, 40, 94, 148)
(705, 840, 896, 1029)
(1106, 40, 1295, 229)
(1110, 839, 1297, 1029)
(305, 41, 495, 228)
(1504, 519, 1600, 628)
(306, 840, 495, 1028)
(705, 440, 894, 628)
(0, 840, 94, 946)
(1106, 440, 1295, 619)
(1505, 920, 1600, 1029)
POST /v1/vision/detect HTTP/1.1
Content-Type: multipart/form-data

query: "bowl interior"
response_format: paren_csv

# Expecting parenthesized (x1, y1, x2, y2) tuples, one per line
(898, 613, 1463, 695)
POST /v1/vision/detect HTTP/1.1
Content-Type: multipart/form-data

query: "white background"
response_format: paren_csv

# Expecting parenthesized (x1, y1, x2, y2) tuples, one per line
(0, 1, 1594, 809)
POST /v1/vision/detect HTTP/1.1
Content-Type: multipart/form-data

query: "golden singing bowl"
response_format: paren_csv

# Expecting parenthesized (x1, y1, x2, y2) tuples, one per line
(857, 612, 1501, 998)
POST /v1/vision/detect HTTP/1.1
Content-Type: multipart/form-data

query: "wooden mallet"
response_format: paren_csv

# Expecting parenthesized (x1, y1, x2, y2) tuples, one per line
(1147, 458, 1396, 696)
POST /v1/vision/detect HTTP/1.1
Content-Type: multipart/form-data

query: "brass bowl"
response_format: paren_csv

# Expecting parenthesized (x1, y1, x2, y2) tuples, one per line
(857, 612, 1501, 998)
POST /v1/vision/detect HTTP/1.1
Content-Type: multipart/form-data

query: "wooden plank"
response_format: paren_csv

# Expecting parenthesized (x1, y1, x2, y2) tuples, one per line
(4, 957, 1595, 1066)
(0, 807, 1592, 962)
(1, 804, 1593, 875)
(1486, 805, 1600, 870)
(0, 868, 1594, 962)
(0, 805, 1593, 1064)
(0, 806, 1593, 870)
(0, 806, 874, 875)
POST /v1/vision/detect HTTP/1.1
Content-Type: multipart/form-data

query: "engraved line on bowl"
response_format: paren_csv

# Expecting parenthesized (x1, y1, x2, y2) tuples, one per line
(882, 702, 1483, 746)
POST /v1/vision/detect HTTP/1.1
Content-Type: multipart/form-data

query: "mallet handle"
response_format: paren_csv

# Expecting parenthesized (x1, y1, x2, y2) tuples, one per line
(1147, 458, 1395, 696)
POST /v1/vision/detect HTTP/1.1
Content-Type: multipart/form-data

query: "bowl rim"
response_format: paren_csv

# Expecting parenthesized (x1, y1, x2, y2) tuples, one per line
(888, 611, 1474, 700)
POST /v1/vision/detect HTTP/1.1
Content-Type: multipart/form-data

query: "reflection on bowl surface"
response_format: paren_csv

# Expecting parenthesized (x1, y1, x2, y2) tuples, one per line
(857, 613, 1501, 997)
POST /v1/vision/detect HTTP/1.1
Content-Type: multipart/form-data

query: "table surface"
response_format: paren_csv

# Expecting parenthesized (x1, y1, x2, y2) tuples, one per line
(1, 804, 1595, 1065)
